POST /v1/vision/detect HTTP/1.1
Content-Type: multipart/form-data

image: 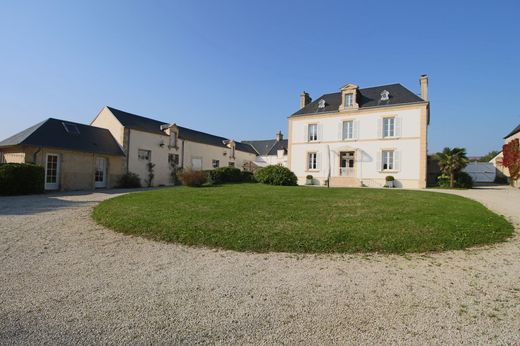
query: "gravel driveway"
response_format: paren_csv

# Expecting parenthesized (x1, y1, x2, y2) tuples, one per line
(1, 186, 519, 345)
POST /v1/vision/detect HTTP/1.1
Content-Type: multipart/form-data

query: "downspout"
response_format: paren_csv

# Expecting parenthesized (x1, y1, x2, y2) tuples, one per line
(32, 146, 42, 164)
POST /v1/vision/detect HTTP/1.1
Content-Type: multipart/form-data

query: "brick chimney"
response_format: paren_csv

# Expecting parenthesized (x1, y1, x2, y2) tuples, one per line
(275, 131, 283, 142)
(420, 74, 428, 101)
(300, 91, 312, 109)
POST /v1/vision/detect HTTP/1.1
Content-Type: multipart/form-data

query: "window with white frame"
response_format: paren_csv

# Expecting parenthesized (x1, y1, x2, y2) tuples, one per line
(382, 150, 394, 171)
(308, 152, 318, 170)
(308, 124, 318, 141)
(138, 149, 151, 161)
(212, 159, 219, 168)
(383, 117, 395, 138)
(342, 120, 354, 140)
(345, 93, 353, 107)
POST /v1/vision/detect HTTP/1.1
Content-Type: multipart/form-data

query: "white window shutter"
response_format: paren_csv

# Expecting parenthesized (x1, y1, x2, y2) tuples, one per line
(376, 151, 382, 172)
(377, 118, 383, 138)
(316, 152, 321, 170)
(338, 122, 343, 140)
(353, 120, 360, 139)
(318, 124, 323, 141)
(304, 125, 308, 142)
(394, 151, 401, 171)
(395, 117, 402, 137)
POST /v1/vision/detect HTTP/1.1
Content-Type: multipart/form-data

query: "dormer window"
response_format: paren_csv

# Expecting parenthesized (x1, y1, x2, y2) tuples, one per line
(345, 93, 353, 107)
(170, 132, 177, 148)
(380, 90, 390, 101)
(318, 99, 326, 109)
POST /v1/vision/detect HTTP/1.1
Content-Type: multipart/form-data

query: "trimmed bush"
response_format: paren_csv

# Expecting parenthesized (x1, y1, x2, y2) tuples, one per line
(0, 163, 44, 195)
(208, 167, 242, 184)
(240, 171, 256, 183)
(117, 172, 141, 188)
(254, 165, 297, 186)
(181, 170, 208, 187)
(456, 171, 473, 188)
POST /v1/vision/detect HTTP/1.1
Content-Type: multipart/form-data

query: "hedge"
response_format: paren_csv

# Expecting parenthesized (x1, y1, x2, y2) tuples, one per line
(254, 165, 297, 186)
(0, 163, 45, 195)
(208, 167, 243, 184)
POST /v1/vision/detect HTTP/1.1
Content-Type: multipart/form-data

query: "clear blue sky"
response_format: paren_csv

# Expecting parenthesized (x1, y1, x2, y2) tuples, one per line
(1, 0, 519, 155)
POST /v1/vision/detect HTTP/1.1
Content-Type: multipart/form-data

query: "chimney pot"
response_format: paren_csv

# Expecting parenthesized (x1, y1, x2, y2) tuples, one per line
(276, 131, 283, 141)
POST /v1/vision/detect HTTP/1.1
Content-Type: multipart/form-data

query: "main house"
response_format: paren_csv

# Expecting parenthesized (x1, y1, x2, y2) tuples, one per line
(91, 106, 257, 187)
(288, 75, 430, 188)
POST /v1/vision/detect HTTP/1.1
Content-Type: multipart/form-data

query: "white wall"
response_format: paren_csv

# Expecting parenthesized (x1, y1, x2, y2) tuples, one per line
(255, 153, 288, 167)
(289, 108, 423, 187)
(183, 140, 256, 171)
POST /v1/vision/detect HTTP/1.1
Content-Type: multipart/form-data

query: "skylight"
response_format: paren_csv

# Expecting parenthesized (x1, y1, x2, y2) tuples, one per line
(62, 122, 80, 134)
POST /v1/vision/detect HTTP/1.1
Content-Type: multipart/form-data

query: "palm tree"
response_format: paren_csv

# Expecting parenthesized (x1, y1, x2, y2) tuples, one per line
(434, 147, 469, 188)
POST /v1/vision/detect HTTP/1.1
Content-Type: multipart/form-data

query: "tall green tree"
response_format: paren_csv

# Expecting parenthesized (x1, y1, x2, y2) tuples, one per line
(434, 147, 469, 188)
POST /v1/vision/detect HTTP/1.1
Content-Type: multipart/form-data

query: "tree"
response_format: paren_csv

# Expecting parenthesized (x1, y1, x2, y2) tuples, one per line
(502, 138, 520, 186)
(434, 147, 469, 188)
(478, 150, 500, 162)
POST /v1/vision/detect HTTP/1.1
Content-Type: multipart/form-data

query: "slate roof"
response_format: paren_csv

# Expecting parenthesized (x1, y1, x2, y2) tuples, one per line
(242, 139, 288, 156)
(291, 83, 426, 117)
(504, 123, 520, 139)
(106, 107, 257, 154)
(0, 118, 125, 156)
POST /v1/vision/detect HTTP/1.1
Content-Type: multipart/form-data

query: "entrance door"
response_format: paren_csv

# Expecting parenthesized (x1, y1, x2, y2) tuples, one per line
(340, 151, 355, 176)
(95, 157, 107, 188)
(45, 154, 60, 190)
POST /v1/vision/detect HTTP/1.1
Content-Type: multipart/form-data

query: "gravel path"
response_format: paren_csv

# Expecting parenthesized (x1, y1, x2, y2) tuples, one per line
(1, 186, 519, 345)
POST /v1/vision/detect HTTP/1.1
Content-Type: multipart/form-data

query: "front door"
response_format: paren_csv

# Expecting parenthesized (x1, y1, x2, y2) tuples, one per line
(45, 154, 60, 190)
(95, 157, 107, 188)
(340, 151, 355, 176)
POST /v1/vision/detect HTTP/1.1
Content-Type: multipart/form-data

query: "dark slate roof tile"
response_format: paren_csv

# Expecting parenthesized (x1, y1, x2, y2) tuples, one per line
(107, 107, 257, 154)
(504, 123, 520, 139)
(0, 118, 125, 156)
(242, 139, 288, 156)
(291, 83, 425, 117)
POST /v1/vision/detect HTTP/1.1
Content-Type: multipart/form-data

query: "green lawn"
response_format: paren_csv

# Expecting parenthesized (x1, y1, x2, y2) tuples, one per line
(92, 184, 514, 253)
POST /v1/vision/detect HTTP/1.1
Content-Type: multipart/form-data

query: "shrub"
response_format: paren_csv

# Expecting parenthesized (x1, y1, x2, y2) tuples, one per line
(208, 167, 242, 184)
(240, 171, 256, 183)
(437, 174, 451, 188)
(181, 170, 208, 187)
(0, 163, 44, 195)
(117, 172, 141, 188)
(255, 165, 297, 186)
(385, 175, 395, 182)
(456, 171, 473, 188)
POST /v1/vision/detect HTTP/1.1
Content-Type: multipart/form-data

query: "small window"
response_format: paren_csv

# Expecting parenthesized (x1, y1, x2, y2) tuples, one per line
(228, 161, 235, 167)
(383, 117, 395, 138)
(345, 93, 353, 107)
(380, 90, 390, 101)
(138, 149, 151, 161)
(62, 122, 80, 134)
(308, 124, 318, 141)
(308, 152, 317, 170)
(318, 99, 326, 109)
(382, 150, 394, 171)
(212, 159, 220, 168)
(342, 120, 353, 140)
(170, 132, 177, 147)
(168, 153, 179, 165)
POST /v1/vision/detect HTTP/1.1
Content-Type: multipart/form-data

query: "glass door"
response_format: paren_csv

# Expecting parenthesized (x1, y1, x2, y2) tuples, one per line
(95, 157, 107, 188)
(45, 154, 60, 190)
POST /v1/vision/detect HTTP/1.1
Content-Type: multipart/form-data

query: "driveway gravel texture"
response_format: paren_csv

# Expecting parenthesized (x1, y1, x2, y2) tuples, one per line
(0, 186, 519, 345)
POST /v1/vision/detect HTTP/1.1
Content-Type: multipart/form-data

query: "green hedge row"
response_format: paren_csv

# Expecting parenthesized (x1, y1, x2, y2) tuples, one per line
(0, 163, 45, 195)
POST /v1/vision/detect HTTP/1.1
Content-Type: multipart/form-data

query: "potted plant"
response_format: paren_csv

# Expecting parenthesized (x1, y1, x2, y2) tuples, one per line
(306, 175, 313, 185)
(385, 175, 395, 188)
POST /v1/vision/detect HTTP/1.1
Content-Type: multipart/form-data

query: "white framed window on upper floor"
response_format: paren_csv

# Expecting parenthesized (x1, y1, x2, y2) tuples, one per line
(345, 93, 353, 108)
(379, 116, 401, 138)
(307, 123, 318, 142)
(169, 132, 177, 148)
(343, 120, 354, 140)
(307, 152, 319, 170)
(138, 149, 151, 161)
